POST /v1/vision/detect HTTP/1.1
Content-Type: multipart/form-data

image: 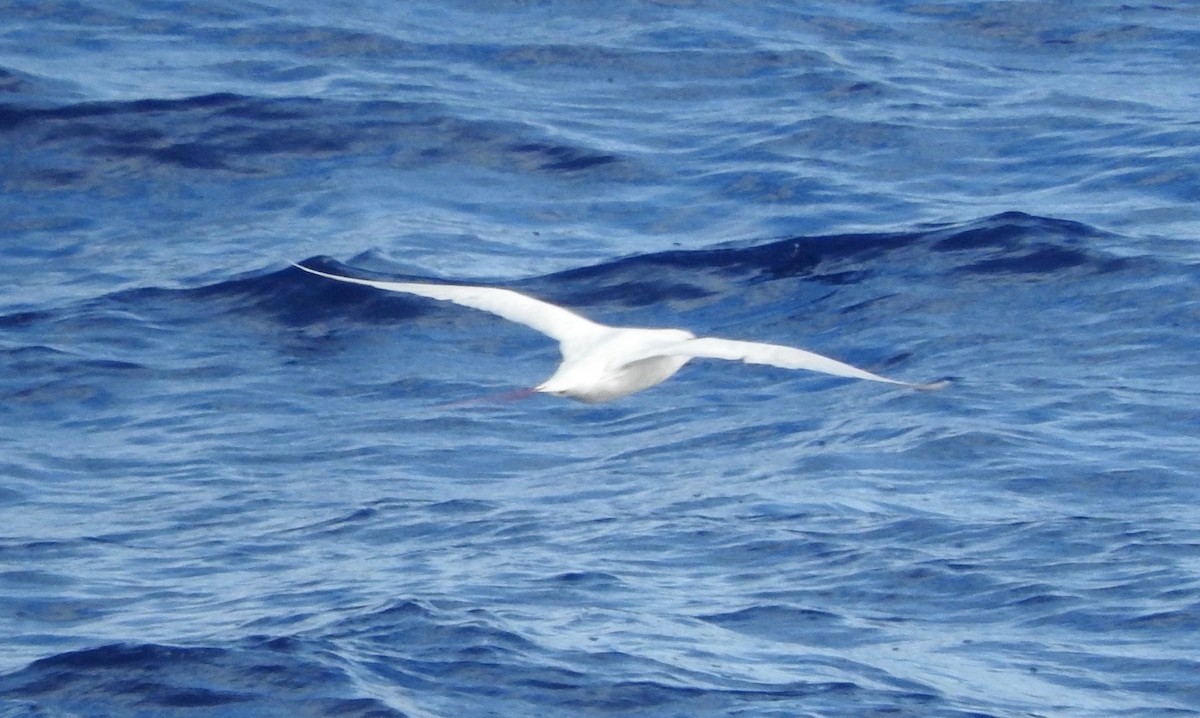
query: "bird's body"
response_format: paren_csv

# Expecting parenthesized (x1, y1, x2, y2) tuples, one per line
(539, 326, 696, 403)
(292, 262, 945, 402)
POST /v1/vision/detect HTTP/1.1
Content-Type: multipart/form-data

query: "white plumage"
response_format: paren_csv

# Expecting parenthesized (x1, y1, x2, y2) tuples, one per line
(293, 262, 946, 403)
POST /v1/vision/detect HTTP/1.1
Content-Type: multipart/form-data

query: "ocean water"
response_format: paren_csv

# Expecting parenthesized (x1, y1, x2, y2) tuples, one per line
(2, 1, 1199, 716)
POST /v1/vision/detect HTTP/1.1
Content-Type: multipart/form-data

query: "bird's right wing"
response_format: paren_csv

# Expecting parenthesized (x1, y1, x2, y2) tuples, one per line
(292, 263, 604, 347)
(667, 336, 946, 390)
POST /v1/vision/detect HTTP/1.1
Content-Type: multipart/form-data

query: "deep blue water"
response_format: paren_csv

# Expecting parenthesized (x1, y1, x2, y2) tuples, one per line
(2, 2, 1199, 716)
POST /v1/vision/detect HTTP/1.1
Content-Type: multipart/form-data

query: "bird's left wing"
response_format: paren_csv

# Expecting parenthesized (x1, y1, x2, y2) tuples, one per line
(664, 336, 945, 390)
(292, 263, 604, 347)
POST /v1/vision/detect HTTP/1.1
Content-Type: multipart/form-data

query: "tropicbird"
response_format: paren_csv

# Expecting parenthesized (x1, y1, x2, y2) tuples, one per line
(292, 262, 946, 403)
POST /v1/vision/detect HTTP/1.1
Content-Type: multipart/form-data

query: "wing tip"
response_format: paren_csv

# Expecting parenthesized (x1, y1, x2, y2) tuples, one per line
(290, 259, 350, 283)
(290, 259, 323, 276)
(911, 376, 955, 391)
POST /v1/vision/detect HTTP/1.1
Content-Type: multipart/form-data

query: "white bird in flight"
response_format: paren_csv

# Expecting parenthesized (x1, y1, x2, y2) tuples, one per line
(292, 262, 947, 403)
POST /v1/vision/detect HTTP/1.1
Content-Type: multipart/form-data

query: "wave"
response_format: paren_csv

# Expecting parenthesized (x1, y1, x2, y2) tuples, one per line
(0, 640, 407, 718)
(0, 90, 631, 182)
(0, 211, 1147, 336)
(223, 211, 1138, 323)
(531, 211, 1131, 304)
(0, 598, 954, 717)
(0, 633, 954, 718)
(308, 599, 954, 715)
